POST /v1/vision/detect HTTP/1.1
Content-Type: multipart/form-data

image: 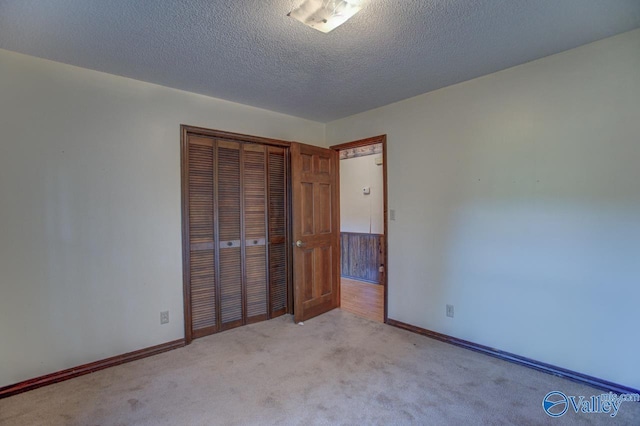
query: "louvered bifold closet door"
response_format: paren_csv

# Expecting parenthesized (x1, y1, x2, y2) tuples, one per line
(217, 141, 244, 330)
(188, 136, 218, 337)
(268, 147, 288, 317)
(243, 144, 268, 323)
(185, 131, 288, 340)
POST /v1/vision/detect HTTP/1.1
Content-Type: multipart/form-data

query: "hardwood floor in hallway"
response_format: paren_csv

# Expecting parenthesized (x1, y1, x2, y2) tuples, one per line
(340, 277, 384, 322)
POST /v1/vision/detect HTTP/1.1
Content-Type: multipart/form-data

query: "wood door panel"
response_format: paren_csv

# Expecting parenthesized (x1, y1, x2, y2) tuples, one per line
(268, 151, 286, 239)
(189, 249, 217, 330)
(243, 146, 266, 239)
(317, 183, 332, 234)
(217, 145, 241, 242)
(219, 247, 242, 325)
(292, 143, 340, 323)
(298, 244, 333, 301)
(245, 245, 267, 319)
(217, 142, 243, 328)
(188, 144, 214, 244)
(269, 242, 287, 314)
(301, 182, 314, 236)
(317, 246, 333, 297)
(267, 147, 288, 318)
(301, 293, 334, 321)
(301, 248, 314, 302)
(187, 139, 218, 336)
(243, 144, 268, 321)
(301, 154, 313, 172)
(317, 155, 331, 174)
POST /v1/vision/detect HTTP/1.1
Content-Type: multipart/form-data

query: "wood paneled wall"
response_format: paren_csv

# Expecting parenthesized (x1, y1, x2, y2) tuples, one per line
(340, 232, 384, 284)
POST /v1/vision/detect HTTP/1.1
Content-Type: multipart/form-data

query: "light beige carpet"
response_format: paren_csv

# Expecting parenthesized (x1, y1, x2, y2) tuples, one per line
(1, 310, 638, 425)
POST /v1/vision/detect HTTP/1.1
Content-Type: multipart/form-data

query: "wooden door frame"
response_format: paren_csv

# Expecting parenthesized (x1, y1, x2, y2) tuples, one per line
(329, 135, 388, 322)
(180, 125, 292, 344)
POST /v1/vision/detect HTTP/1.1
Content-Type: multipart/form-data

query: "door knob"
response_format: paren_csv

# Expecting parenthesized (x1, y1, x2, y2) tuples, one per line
(296, 240, 305, 248)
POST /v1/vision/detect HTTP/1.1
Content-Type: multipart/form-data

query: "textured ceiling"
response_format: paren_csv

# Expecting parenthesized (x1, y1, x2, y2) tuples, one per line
(1, 1, 639, 122)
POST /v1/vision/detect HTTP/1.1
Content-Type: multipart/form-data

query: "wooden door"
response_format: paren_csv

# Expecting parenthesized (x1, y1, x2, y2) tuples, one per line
(185, 135, 219, 339)
(243, 143, 268, 324)
(217, 140, 244, 330)
(213, 141, 271, 330)
(291, 143, 340, 323)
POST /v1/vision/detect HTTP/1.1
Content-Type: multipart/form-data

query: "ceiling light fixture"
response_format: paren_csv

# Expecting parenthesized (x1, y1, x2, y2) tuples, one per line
(288, 0, 364, 33)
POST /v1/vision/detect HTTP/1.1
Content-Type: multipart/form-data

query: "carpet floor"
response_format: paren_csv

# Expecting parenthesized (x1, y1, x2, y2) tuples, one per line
(1, 310, 638, 425)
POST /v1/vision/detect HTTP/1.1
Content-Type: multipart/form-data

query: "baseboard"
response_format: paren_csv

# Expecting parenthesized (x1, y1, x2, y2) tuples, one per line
(0, 339, 185, 399)
(386, 318, 639, 396)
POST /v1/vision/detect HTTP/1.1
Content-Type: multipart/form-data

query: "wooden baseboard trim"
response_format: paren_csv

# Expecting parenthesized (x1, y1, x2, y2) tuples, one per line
(386, 318, 639, 396)
(0, 339, 185, 399)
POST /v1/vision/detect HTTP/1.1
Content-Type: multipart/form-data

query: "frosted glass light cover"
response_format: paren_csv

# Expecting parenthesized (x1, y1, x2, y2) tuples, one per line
(289, 0, 363, 33)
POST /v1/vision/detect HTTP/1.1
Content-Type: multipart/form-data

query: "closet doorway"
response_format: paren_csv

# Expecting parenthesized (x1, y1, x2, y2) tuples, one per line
(181, 126, 291, 343)
(181, 126, 341, 343)
(331, 136, 388, 323)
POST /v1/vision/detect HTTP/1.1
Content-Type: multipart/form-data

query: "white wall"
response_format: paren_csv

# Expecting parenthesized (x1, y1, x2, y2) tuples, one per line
(326, 29, 640, 390)
(340, 155, 384, 234)
(0, 49, 324, 387)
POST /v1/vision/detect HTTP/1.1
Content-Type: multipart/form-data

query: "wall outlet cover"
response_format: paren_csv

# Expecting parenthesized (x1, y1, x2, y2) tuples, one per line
(160, 311, 169, 324)
(446, 304, 454, 318)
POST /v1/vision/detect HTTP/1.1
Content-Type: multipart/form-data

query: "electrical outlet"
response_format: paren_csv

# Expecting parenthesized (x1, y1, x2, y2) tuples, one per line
(446, 304, 454, 318)
(160, 311, 169, 324)
(390, 209, 396, 221)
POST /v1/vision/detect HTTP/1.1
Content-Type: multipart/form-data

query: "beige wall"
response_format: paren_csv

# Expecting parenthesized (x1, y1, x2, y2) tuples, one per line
(0, 49, 324, 387)
(327, 29, 640, 389)
(340, 155, 384, 234)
